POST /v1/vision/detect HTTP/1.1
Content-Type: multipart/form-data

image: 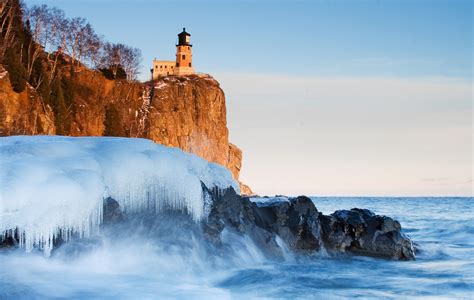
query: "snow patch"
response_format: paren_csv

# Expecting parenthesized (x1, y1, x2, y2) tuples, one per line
(249, 196, 290, 207)
(0, 136, 239, 255)
(154, 81, 168, 90)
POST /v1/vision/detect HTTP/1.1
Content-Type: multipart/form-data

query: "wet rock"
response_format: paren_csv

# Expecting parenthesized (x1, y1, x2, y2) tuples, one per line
(203, 188, 323, 257)
(103, 197, 124, 224)
(0, 228, 21, 249)
(204, 187, 415, 260)
(202, 186, 283, 257)
(319, 208, 415, 260)
(249, 196, 323, 252)
(0, 186, 416, 261)
(0, 233, 18, 249)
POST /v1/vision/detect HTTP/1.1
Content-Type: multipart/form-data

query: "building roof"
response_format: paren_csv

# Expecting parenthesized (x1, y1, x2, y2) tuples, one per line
(178, 28, 191, 37)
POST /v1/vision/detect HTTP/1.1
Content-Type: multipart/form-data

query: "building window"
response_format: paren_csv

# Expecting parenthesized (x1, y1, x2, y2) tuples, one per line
(165, 66, 167, 68)
(177, 63, 180, 67)
(188, 46, 190, 50)
(189, 63, 191, 67)
(182, 54, 185, 60)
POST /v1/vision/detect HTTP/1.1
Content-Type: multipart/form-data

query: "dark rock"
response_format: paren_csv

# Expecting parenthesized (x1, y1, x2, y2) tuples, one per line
(249, 196, 323, 252)
(319, 208, 415, 260)
(202, 186, 284, 257)
(203, 188, 324, 257)
(103, 197, 124, 224)
(204, 187, 415, 260)
(0, 185, 416, 261)
(0, 229, 19, 249)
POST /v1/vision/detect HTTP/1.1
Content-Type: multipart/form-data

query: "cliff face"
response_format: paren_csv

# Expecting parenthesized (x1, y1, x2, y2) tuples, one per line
(0, 65, 251, 192)
(0, 66, 55, 136)
(146, 75, 241, 180)
(66, 68, 145, 138)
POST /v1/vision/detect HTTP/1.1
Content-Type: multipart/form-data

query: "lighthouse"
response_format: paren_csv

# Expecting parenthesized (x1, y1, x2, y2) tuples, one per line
(174, 28, 194, 76)
(151, 28, 195, 79)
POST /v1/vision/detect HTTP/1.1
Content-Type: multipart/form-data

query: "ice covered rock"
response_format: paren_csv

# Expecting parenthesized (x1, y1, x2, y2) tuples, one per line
(0, 136, 415, 261)
(0, 136, 238, 255)
(103, 197, 124, 224)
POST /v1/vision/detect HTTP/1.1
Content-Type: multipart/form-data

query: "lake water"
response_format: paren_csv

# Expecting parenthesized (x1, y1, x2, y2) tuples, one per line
(1, 197, 473, 299)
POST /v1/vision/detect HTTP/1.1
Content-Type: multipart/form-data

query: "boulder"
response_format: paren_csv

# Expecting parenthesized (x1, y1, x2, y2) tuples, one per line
(319, 208, 415, 260)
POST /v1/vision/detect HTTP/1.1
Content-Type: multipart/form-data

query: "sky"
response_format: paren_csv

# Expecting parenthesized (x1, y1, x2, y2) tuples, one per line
(25, 0, 473, 196)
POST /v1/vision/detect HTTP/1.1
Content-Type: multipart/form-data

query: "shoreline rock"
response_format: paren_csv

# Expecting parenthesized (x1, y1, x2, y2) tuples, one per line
(203, 188, 415, 260)
(2, 186, 416, 261)
(320, 208, 415, 260)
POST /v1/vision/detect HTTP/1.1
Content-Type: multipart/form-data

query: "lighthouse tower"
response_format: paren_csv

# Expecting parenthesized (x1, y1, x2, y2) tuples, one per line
(175, 28, 194, 75)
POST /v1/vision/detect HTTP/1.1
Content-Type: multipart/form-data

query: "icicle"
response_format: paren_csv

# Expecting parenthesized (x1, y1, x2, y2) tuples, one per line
(0, 136, 239, 255)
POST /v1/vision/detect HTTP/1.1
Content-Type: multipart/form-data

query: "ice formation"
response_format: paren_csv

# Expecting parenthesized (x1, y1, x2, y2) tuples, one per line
(0, 136, 239, 255)
(249, 197, 290, 207)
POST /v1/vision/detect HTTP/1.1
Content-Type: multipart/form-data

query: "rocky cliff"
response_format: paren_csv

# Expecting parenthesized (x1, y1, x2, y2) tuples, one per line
(0, 65, 251, 193)
(146, 75, 242, 182)
(0, 65, 55, 136)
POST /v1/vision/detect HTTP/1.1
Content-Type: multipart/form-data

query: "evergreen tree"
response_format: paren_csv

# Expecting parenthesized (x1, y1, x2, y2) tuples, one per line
(50, 75, 69, 135)
(61, 71, 75, 112)
(115, 66, 127, 80)
(99, 68, 115, 80)
(99, 65, 127, 80)
(1, 0, 31, 93)
(103, 105, 123, 136)
(3, 48, 27, 92)
(30, 55, 51, 103)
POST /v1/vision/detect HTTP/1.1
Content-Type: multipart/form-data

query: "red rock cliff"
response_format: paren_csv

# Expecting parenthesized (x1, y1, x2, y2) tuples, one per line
(0, 65, 251, 193)
(0, 66, 55, 135)
(146, 75, 242, 180)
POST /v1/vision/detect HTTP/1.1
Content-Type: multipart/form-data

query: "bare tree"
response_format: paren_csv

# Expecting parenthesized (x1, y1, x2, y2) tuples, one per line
(78, 22, 102, 68)
(101, 42, 123, 77)
(85, 31, 103, 69)
(23, 4, 49, 79)
(48, 7, 68, 81)
(100, 42, 141, 80)
(49, 7, 67, 51)
(26, 5, 50, 49)
(122, 46, 141, 80)
(2, 1, 142, 82)
(0, 0, 19, 58)
(0, 1, 6, 16)
(63, 17, 86, 64)
(21, 4, 67, 81)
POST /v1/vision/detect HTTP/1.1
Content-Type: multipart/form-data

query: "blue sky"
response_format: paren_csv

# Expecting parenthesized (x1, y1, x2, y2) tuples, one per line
(24, 0, 473, 196)
(25, 0, 472, 80)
